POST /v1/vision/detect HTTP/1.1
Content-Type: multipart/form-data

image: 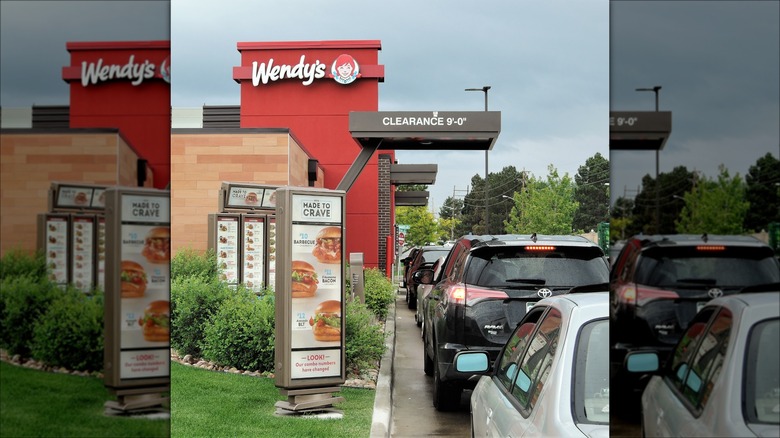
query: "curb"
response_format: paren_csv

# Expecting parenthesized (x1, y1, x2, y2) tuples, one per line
(369, 291, 397, 437)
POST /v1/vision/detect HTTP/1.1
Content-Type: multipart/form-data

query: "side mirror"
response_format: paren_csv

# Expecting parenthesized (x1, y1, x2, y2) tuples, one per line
(412, 269, 435, 284)
(625, 351, 660, 374)
(453, 350, 490, 374)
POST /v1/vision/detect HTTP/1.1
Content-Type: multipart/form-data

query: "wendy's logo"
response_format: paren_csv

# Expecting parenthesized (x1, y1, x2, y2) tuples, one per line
(160, 56, 171, 84)
(330, 54, 360, 85)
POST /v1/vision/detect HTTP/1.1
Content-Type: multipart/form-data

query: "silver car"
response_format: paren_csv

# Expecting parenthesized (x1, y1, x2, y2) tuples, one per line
(626, 291, 780, 437)
(454, 290, 609, 437)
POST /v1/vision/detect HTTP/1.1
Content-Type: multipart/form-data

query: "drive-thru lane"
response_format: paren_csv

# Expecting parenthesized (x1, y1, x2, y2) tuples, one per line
(389, 289, 470, 437)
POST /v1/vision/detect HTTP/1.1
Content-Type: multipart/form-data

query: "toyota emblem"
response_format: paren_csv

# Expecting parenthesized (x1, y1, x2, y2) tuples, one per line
(707, 288, 723, 299)
(537, 288, 553, 298)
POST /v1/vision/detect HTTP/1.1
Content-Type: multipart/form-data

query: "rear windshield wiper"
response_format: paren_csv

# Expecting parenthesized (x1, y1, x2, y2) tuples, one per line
(505, 278, 546, 285)
(675, 278, 717, 286)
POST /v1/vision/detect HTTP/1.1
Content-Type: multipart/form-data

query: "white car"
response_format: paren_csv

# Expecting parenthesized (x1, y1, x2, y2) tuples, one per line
(454, 290, 609, 437)
(626, 291, 780, 437)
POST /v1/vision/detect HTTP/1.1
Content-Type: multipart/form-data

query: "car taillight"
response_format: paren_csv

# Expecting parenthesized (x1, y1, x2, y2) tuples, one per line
(464, 286, 509, 305)
(636, 285, 679, 307)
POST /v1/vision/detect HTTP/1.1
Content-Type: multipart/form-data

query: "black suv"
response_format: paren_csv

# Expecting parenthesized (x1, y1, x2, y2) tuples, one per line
(418, 234, 609, 411)
(610, 234, 780, 396)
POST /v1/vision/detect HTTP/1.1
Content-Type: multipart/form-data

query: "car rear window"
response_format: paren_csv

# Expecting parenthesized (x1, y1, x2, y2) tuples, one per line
(421, 249, 450, 263)
(464, 246, 608, 288)
(635, 246, 780, 288)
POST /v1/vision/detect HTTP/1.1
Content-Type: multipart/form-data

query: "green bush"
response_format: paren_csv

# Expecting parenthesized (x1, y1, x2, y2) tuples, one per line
(0, 249, 48, 282)
(0, 276, 61, 357)
(171, 248, 219, 282)
(201, 287, 275, 372)
(344, 300, 386, 373)
(170, 276, 232, 358)
(363, 268, 395, 320)
(30, 287, 103, 372)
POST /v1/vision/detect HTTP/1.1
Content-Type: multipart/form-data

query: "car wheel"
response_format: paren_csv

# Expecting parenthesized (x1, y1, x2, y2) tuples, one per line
(415, 309, 422, 327)
(407, 292, 416, 310)
(433, 347, 461, 411)
(405, 287, 409, 303)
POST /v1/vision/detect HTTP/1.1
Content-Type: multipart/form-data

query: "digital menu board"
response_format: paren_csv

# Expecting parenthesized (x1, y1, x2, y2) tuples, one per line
(275, 188, 346, 388)
(215, 215, 240, 285)
(42, 214, 69, 286)
(71, 215, 95, 292)
(242, 215, 265, 292)
(104, 188, 170, 389)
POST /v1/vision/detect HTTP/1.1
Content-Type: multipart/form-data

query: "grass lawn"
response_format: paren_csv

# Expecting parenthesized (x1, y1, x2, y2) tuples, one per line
(0, 362, 169, 437)
(171, 362, 376, 437)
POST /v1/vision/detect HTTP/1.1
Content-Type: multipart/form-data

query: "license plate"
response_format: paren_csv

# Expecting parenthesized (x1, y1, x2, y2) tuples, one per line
(696, 301, 707, 312)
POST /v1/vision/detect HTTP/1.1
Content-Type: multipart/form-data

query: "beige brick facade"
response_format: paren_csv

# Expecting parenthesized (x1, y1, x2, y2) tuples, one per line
(0, 129, 152, 255)
(170, 130, 323, 255)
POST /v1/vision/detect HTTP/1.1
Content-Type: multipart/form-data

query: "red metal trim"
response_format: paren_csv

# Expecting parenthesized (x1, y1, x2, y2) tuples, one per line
(237, 40, 381, 51)
(66, 40, 169, 51)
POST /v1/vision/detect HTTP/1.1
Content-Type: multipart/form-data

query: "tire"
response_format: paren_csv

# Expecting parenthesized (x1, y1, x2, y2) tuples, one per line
(423, 337, 434, 376)
(432, 347, 461, 411)
(407, 289, 417, 310)
(416, 310, 422, 327)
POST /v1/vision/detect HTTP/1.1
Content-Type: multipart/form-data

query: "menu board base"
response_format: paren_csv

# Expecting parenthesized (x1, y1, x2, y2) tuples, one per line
(104, 389, 169, 417)
(274, 387, 345, 413)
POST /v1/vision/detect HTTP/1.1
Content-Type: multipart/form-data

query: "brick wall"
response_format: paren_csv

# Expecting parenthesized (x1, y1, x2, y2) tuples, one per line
(170, 130, 323, 255)
(378, 154, 392, 273)
(0, 130, 148, 255)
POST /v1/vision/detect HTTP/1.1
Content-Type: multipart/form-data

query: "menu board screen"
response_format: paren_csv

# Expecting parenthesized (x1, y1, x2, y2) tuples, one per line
(216, 216, 240, 285)
(289, 193, 343, 380)
(242, 216, 265, 291)
(97, 218, 106, 290)
(71, 216, 95, 292)
(268, 218, 277, 292)
(45, 215, 69, 285)
(117, 193, 170, 380)
(56, 186, 94, 208)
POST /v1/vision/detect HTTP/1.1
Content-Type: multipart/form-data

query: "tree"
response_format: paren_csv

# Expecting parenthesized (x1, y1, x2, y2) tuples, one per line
(631, 166, 694, 234)
(744, 153, 780, 232)
(675, 166, 750, 234)
(504, 165, 578, 234)
(610, 196, 635, 241)
(439, 197, 464, 241)
(395, 206, 438, 247)
(458, 166, 525, 235)
(573, 152, 610, 232)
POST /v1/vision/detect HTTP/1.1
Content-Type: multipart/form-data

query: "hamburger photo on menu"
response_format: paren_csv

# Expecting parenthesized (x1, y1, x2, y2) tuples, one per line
(120, 260, 147, 298)
(141, 227, 170, 264)
(291, 260, 318, 298)
(245, 191, 259, 205)
(138, 300, 169, 342)
(311, 226, 341, 264)
(309, 300, 341, 342)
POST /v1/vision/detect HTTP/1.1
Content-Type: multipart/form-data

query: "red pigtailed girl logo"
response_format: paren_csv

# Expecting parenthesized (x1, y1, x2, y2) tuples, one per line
(330, 54, 360, 85)
(159, 56, 171, 84)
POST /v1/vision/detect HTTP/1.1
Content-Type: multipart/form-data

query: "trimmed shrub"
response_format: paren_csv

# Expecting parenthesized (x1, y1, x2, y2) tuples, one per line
(344, 300, 386, 373)
(171, 248, 219, 282)
(30, 287, 103, 372)
(0, 276, 61, 357)
(363, 268, 395, 321)
(170, 276, 232, 358)
(0, 249, 48, 282)
(201, 287, 275, 372)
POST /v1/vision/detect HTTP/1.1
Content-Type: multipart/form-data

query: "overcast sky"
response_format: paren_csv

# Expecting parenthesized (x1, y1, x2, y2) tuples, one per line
(610, 1, 780, 204)
(169, 0, 610, 213)
(4, 1, 775, 219)
(0, 1, 169, 105)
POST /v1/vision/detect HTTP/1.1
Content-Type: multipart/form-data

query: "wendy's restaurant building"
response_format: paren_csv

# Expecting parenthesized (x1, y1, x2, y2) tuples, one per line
(171, 40, 401, 275)
(1, 41, 170, 268)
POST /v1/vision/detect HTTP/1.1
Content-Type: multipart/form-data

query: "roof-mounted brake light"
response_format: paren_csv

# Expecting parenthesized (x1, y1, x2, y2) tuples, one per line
(526, 245, 556, 251)
(696, 245, 725, 251)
